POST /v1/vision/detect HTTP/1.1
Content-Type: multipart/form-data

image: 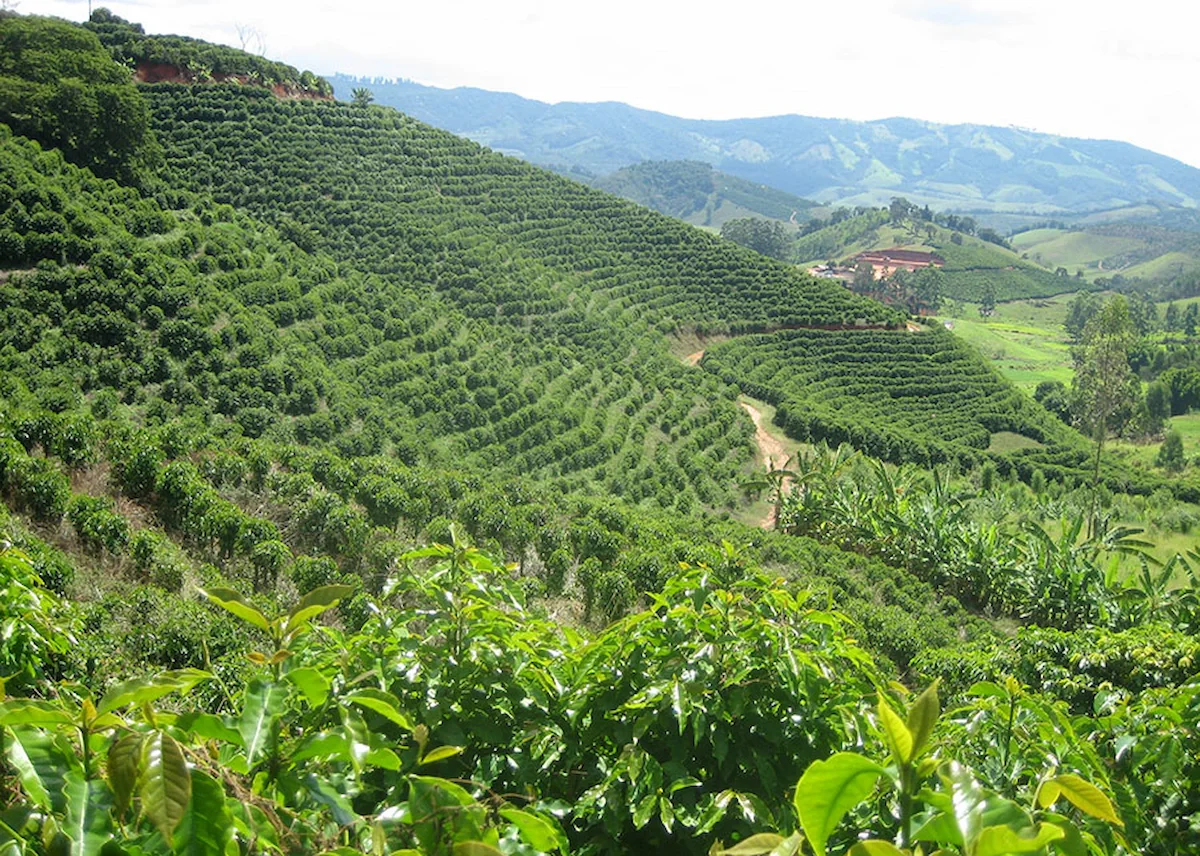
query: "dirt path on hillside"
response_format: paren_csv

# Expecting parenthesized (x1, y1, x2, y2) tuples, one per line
(685, 350, 704, 366)
(740, 401, 791, 529)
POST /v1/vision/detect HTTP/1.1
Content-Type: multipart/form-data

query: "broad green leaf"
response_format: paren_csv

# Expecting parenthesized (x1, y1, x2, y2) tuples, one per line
(5, 728, 52, 810)
(139, 731, 191, 843)
(304, 774, 359, 826)
(499, 808, 566, 853)
(419, 745, 464, 766)
(966, 681, 1007, 699)
(284, 584, 355, 636)
(659, 797, 675, 833)
(97, 669, 212, 716)
(794, 752, 883, 856)
(632, 793, 657, 828)
(107, 733, 142, 818)
(199, 588, 271, 632)
(60, 770, 113, 856)
(239, 679, 285, 766)
(6, 727, 71, 814)
(0, 700, 76, 728)
(848, 842, 906, 856)
(411, 775, 475, 807)
(175, 768, 233, 855)
(174, 712, 243, 745)
(974, 822, 1065, 856)
(285, 667, 330, 708)
(1051, 774, 1123, 827)
(364, 747, 402, 770)
(291, 731, 351, 764)
(906, 681, 940, 759)
(345, 689, 412, 730)
(1035, 780, 1061, 809)
(878, 695, 913, 765)
(452, 845, 504, 856)
(714, 833, 785, 854)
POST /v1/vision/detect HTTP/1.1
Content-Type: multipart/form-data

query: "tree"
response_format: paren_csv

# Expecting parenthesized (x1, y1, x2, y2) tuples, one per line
(888, 196, 914, 223)
(1145, 380, 1170, 434)
(1185, 303, 1199, 337)
(979, 280, 996, 317)
(1069, 296, 1140, 537)
(852, 260, 876, 295)
(1064, 291, 1102, 341)
(719, 217, 790, 261)
(1164, 302, 1180, 333)
(1034, 380, 1070, 422)
(351, 87, 374, 107)
(1155, 429, 1186, 472)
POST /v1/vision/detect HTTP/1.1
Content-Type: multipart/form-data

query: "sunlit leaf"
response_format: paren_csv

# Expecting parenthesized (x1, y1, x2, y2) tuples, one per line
(794, 752, 883, 856)
(345, 688, 412, 730)
(848, 841, 906, 856)
(97, 668, 212, 715)
(418, 745, 463, 766)
(906, 680, 939, 759)
(199, 588, 270, 632)
(175, 768, 232, 856)
(1051, 774, 1123, 827)
(499, 808, 567, 853)
(713, 833, 785, 854)
(878, 695, 913, 766)
(284, 584, 355, 636)
(285, 667, 330, 708)
(974, 822, 1065, 856)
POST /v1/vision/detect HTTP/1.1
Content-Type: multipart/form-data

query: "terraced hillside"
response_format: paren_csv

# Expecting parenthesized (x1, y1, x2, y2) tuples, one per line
(700, 327, 1180, 496)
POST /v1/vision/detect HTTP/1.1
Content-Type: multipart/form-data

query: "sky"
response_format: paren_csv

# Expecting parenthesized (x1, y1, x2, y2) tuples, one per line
(22, 0, 1200, 168)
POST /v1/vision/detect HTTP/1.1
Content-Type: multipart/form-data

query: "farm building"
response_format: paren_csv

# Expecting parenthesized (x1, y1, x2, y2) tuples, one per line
(854, 248, 945, 279)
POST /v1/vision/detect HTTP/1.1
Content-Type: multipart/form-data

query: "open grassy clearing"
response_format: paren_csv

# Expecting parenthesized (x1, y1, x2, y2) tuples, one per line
(936, 293, 1077, 391)
(1012, 228, 1144, 278)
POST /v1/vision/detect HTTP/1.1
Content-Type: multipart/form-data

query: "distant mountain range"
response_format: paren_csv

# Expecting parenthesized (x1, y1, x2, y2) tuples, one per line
(331, 75, 1200, 216)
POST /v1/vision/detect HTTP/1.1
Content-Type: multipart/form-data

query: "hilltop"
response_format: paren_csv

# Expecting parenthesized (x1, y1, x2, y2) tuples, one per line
(332, 75, 1200, 214)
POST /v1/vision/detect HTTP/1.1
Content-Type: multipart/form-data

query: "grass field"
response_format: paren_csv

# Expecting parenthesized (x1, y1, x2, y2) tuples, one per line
(936, 293, 1077, 391)
(1011, 228, 1145, 280)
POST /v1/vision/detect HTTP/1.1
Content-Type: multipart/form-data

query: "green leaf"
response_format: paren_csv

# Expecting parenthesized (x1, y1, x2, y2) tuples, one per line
(451, 845, 504, 856)
(410, 775, 475, 807)
(97, 669, 212, 716)
(174, 768, 232, 855)
(974, 822, 1065, 856)
(714, 833, 785, 855)
(199, 588, 271, 632)
(0, 700, 76, 728)
(966, 681, 1007, 699)
(906, 681, 940, 759)
(848, 842, 906, 856)
(174, 712, 243, 746)
(107, 733, 142, 818)
(138, 731, 191, 843)
(878, 695, 913, 765)
(6, 727, 71, 814)
(419, 745, 463, 766)
(239, 679, 285, 766)
(499, 808, 566, 853)
(1051, 774, 1124, 827)
(60, 770, 113, 856)
(794, 752, 883, 856)
(1035, 780, 1061, 809)
(284, 667, 330, 708)
(284, 584, 355, 636)
(632, 793, 657, 829)
(344, 689, 412, 730)
(304, 774, 359, 826)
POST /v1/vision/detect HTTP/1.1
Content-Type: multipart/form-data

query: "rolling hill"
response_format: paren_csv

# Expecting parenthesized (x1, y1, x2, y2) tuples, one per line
(589, 159, 820, 229)
(332, 75, 1200, 215)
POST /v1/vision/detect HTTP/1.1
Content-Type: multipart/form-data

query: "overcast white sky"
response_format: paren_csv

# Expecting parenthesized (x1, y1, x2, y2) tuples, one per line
(23, 0, 1200, 168)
